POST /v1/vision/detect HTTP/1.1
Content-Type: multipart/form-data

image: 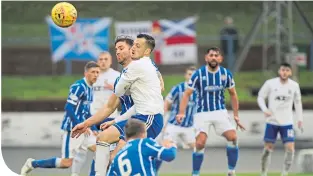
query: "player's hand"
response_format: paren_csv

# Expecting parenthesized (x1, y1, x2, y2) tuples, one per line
(176, 113, 185, 124)
(100, 120, 115, 130)
(84, 128, 91, 136)
(264, 111, 272, 117)
(161, 139, 177, 148)
(234, 116, 246, 131)
(298, 121, 304, 133)
(72, 122, 89, 138)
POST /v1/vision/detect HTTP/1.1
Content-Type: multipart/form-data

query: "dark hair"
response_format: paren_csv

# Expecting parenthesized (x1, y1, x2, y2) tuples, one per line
(114, 35, 134, 47)
(84, 61, 99, 72)
(137, 33, 155, 52)
(206, 47, 221, 54)
(186, 66, 197, 72)
(124, 119, 146, 139)
(280, 62, 291, 68)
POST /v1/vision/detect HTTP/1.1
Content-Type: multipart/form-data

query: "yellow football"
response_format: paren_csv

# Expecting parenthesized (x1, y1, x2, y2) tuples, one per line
(51, 2, 77, 28)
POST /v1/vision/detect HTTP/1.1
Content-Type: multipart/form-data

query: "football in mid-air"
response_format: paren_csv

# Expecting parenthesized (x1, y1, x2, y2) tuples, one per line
(51, 2, 77, 28)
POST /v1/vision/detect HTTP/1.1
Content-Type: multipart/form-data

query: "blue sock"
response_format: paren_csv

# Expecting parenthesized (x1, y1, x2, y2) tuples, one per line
(192, 152, 204, 175)
(89, 159, 96, 176)
(31, 157, 58, 168)
(155, 159, 162, 172)
(226, 145, 239, 170)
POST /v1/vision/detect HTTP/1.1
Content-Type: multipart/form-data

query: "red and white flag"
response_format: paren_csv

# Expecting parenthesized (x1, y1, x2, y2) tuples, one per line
(152, 16, 198, 65)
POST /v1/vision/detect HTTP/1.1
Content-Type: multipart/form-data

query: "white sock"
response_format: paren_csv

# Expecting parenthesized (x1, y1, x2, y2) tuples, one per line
(282, 150, 294, 174)
(95, 141, 110, 176)
(261, 148, 272, 173)
(71, 148, 87, 175)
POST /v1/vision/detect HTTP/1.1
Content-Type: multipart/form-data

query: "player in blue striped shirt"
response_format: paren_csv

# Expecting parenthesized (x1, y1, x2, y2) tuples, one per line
(21, 62, 100, 176)
(107, 118, 177, 176)
(176, 47, 245, 176)
(155, 66, 198, 172)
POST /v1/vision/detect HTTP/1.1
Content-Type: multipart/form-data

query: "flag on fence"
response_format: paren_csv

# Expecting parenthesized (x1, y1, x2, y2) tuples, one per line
(152, 16, 198, 65)
(46, 17, 112, 63)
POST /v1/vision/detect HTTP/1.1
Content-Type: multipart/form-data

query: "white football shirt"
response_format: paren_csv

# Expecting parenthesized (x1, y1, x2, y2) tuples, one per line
(114, 57, 164, 115)
(257, 77, 303, 126)
(91, 68, 120, 116)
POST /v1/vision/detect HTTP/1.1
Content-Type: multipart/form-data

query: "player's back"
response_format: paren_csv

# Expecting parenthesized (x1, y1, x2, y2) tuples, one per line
(167, 82, 197, 127)
(61, 78, 93, 131)
(189, 65, 234, 112)
(91, 68, 120, 116)
(127, 57, 164, 115)
(108, 138, 176, 176)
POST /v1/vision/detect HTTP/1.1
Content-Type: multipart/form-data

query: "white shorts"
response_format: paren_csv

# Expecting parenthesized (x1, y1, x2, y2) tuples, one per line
(194, 110, 235, 136)
(61, 130, 96, 158)
(163, 123, 195, 146)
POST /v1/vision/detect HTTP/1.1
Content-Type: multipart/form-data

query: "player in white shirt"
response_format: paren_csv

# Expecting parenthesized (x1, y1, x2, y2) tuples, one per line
(257, 63, 303, 176)
(91, 52, 120, 117)
(72, 34, 164, 176)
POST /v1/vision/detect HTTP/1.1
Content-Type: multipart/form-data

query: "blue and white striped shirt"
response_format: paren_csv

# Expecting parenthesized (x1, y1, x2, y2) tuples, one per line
(107, 138, 176, 176)
(166, 82, 197, 127)
(61, 78, 94, 131)
(114, 76, 134, 115)
(187, 65, 235, 112)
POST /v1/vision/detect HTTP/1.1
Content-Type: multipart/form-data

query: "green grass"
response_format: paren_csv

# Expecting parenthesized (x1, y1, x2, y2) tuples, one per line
(2, 71, 313, 102)
(31, 173, 312, 176)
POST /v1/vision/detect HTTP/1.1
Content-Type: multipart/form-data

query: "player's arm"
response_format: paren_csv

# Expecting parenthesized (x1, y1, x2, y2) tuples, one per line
(257, 81, 271, 115)
(157, 71, 165, 92)
(106, 160, 118, 176)
(65, 84, 85, 126)
(100, 106, 136, 130)
(84, 94, 120, 127)
(114, 64, 141, 97)
(226, 71, 245, 130)
(294, 84, 303, 129)
(144, 139, 177, 162)
(110, 137, 127, 162)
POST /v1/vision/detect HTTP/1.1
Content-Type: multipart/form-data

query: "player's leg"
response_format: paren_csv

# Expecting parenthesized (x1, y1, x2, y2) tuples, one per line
(95, 121, 125, 176)
(280, 125, 295, 176)
(20, 131, 80, 175)
(261, 123, 278, 176)
(192, 112, 209, 176)
(155, 123, 180, 172)
(215, 110, 239, 176)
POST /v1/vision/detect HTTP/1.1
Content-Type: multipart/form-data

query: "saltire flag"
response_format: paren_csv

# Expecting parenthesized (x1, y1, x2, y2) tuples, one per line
(46, 17, 112, 63)
(152, 16, 198, 65)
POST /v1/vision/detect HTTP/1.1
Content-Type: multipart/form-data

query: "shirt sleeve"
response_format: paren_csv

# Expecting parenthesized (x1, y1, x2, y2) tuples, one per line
(143, 138, 177, 162)
(257, 81, 270, 112)
(165, 86, 179, 103)
(225, 70, 235, 89)
(187, 71, 199, 90)
(294, 84, 303, 122)
(64, 84, 85, 125)
(114, 63, 141, 97)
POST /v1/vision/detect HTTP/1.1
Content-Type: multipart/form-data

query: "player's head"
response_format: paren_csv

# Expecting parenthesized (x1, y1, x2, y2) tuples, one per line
(115, 35, 134, 66)
(185, 66, 197, 82)
(205, 47, 221, 69)
(131, 34, 155, 59)
(84, 61, 100, 84)
(278, 62, 292, 81)
(97, 52, 112, 71)
(124, 119, 147, 140)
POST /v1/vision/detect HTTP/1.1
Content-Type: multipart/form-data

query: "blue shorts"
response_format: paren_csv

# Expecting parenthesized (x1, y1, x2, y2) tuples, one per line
(95, 117, 115, 131)
(264, 123, 295, 144)
(113, 113, 164, 139)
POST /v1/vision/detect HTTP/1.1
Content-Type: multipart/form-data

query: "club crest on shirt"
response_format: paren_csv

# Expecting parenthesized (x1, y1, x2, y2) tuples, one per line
(221, 75, 227, 81)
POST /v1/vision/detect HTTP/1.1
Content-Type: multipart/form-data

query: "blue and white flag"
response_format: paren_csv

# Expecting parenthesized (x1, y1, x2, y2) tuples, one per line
(46, 17, 112, 63)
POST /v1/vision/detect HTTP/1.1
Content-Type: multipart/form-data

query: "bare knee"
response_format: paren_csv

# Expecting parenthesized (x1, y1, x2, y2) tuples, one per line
(264, 142, 275, 151)
(284, 142, 295, 152)
(97, 127, 120, 144)
(195, 132, 207, 150)
(223, 130, 237, 142)
(60, 158, 73, 168)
